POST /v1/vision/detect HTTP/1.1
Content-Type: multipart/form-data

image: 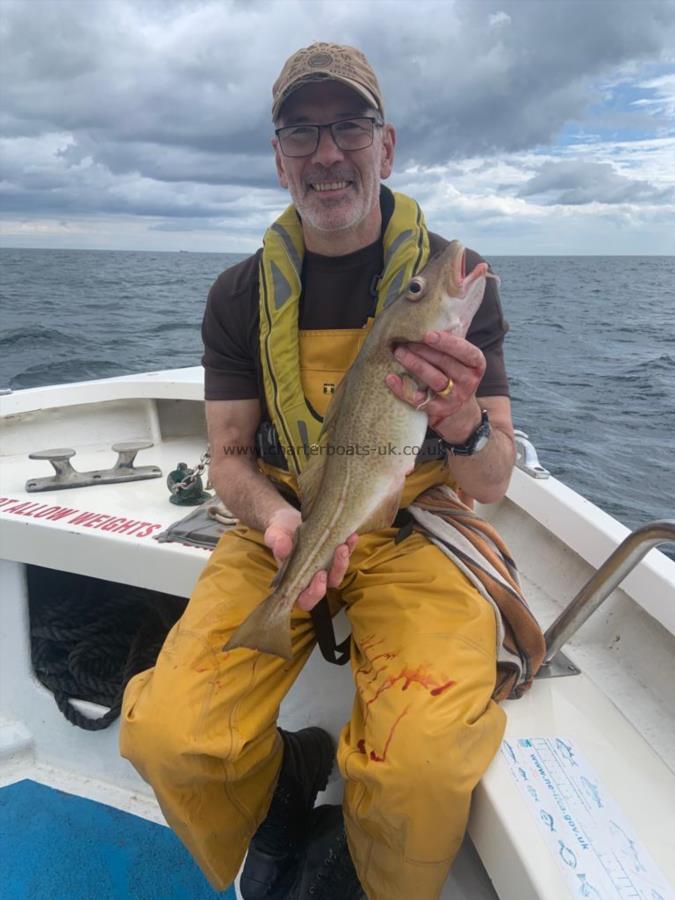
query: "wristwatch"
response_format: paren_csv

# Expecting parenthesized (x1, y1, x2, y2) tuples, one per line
(439, 409, 491, 456)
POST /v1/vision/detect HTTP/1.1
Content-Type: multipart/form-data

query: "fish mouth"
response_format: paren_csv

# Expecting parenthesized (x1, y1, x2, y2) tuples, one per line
(457, 247, 466, 282)
(455, 249, 492, 298)
(452, 246, 469, 295)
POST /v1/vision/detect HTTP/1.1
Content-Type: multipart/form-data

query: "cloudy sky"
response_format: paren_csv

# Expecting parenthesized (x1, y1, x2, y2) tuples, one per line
(1, 0, 674, 254)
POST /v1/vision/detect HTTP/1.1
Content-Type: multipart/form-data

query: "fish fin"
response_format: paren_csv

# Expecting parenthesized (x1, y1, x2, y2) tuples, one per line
(416, 388, 434, 410)
(358, 484, 404, 534)
(400, 373, 421, 405)
(396, 373, 430, 408)
(223, 592, 293, 659)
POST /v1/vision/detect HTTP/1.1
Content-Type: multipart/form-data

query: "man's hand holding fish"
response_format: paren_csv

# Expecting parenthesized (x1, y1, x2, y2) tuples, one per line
(386, 327, 517, 503)
(264, 506, 359, 612)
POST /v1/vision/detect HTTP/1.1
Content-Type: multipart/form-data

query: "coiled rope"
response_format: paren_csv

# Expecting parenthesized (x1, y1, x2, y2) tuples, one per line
(29, 566, 186, 731)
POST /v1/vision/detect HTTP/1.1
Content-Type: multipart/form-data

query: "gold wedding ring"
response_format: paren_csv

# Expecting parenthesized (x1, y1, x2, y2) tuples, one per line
(437, 377, 454, 397)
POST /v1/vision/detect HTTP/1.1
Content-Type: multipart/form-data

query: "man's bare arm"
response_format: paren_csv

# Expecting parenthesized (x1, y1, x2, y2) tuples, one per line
(441, 394, 515, 504)
(206, 399, 293, 532)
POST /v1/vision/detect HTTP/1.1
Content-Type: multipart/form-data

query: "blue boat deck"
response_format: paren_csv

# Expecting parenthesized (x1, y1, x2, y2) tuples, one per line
(0, 779, 236, 899)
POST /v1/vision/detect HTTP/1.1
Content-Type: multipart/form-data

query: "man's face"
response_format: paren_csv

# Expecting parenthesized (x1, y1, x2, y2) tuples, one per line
(273, 81, 395, 235)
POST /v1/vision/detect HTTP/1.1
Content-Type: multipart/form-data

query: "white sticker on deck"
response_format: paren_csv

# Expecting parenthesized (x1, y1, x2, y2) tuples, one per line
(501, 737, 674, 899)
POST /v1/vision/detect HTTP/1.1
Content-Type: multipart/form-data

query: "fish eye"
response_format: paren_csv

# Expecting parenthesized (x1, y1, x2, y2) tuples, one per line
(405, 277, 425, 301)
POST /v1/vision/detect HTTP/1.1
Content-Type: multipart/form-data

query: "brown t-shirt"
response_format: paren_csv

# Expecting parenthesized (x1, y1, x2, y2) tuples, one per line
(202, 230, 510, 404)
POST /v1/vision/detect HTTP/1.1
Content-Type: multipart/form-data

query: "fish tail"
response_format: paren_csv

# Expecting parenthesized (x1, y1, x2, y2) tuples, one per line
(223, 591, 293, 660)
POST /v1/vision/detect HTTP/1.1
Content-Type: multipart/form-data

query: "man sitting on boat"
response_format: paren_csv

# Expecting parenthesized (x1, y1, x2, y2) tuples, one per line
(120, 42, 538, 899)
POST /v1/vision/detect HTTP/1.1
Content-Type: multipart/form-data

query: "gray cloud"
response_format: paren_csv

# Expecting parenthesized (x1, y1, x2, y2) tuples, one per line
(366, 0, 675, 160)
(0, 0, 674, 229)
(60, 138, 275, 188)
(517, 159, 675, 205)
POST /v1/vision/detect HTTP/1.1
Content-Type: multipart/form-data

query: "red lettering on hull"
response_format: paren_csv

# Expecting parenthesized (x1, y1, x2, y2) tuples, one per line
(0, 500, 163, 539)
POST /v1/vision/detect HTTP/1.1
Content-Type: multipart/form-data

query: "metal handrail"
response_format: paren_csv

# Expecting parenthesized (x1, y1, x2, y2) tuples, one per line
(543, 519, 675, 664)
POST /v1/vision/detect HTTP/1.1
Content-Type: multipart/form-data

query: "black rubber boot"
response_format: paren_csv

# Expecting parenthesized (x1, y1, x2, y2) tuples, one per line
(240, 727, 335, 900)
(289, 805, 366, 900)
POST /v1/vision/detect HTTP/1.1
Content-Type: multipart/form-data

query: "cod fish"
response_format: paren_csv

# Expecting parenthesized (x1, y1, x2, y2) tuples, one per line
(224, 240, 491, 659)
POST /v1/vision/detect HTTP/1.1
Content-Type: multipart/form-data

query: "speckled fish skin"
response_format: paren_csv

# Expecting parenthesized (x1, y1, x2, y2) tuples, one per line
(224, 241, 490, 659)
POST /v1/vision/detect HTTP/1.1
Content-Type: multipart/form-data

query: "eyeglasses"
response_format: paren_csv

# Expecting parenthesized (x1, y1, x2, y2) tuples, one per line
(275, 116, 383, 158)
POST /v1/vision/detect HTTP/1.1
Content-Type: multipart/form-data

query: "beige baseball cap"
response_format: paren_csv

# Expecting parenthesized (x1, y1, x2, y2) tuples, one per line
(272, 42, 384, 121)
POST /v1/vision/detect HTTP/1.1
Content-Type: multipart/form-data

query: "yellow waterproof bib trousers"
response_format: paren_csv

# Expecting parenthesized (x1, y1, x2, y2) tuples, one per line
(120, 326, 506, 900)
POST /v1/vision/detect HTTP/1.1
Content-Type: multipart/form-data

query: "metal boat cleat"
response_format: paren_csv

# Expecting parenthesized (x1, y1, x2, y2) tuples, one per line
(26, 441, 162, 492)
(514, 429, 550, 479)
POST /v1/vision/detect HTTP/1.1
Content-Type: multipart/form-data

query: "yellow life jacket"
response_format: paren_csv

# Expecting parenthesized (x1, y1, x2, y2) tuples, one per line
(258, 189, 430, 476)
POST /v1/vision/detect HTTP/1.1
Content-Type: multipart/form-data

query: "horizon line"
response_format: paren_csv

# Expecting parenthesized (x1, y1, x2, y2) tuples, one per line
(1, 246, 673, 258)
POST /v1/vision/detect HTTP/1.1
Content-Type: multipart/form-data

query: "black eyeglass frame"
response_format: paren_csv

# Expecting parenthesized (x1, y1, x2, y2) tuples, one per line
(274, 115, 385, 158)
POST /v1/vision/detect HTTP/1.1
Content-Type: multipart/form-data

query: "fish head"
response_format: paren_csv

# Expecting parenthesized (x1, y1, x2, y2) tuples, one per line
(400, 239, 495, 339)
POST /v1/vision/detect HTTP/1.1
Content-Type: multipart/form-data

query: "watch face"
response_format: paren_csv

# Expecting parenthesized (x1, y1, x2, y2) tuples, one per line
(465, 413, 491, 455)
(473, 431, 490, 453)
(441, 410, 490, 455)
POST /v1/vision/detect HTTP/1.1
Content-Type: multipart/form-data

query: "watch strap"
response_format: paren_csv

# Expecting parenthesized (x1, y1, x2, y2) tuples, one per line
(439, 409, 491, 456)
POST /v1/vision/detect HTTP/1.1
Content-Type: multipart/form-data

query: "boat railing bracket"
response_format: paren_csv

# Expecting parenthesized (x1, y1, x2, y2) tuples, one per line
(25, 441, 162, 492)
(514, 429, 550, 479)
(536, 649, 581, 679)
